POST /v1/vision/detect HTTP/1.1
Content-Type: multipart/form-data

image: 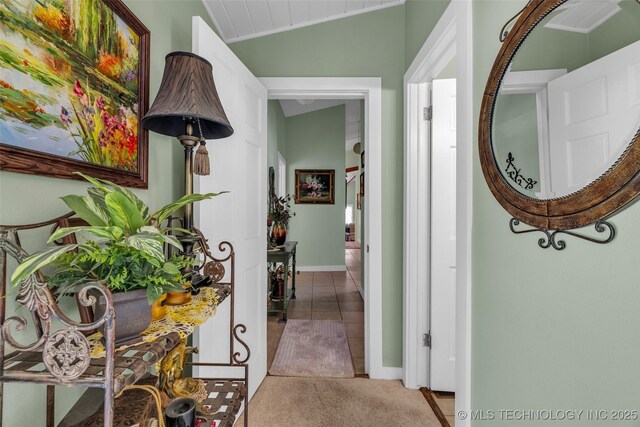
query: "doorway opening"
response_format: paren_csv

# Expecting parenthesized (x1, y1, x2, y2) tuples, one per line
(403, 0, 473, 425)
(265, 97, 366, 376)
(262, 77, 385, 378)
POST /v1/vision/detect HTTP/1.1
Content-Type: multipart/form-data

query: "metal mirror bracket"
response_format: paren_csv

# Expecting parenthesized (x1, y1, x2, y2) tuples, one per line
(509, 218, 616, 250)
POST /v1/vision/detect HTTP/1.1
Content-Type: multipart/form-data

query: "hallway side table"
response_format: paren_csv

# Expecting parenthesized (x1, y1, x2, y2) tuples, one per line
(267, 240, 298, 323)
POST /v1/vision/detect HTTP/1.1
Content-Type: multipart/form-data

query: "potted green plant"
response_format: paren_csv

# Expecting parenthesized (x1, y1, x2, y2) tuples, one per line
(267, 194, 295, 246)
(10, 173, 222, 344)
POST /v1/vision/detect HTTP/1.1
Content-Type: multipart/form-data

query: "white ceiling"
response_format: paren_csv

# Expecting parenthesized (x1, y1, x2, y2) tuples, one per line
(279, 99, 346, 117)
(202, 0, 406, 43)
(278, 99, 361, 151)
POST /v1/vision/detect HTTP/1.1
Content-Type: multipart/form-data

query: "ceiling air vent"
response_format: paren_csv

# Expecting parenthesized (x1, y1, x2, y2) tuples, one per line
(544, 0, 623, 33)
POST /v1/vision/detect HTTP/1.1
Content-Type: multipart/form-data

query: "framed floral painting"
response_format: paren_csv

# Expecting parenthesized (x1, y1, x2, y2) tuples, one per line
(0, 0, 150, 188)
(295, 169, 335, 204)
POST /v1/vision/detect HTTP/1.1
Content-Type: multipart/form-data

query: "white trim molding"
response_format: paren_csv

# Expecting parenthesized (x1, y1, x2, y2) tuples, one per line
(296, 265, 346, 272)
(261, 77, 385, 379)
(403, 1, 473, 425)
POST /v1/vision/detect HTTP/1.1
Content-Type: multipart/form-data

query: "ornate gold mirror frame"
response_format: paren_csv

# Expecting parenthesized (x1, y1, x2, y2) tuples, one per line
(479, 0, 640, 249)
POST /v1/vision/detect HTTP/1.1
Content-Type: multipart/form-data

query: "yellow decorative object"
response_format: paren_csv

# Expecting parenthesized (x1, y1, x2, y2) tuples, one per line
(166, 290, 192, 305)
(159, 339, 205, 400)
(151, 293, 168, 321)
(88, 286, 222, 358)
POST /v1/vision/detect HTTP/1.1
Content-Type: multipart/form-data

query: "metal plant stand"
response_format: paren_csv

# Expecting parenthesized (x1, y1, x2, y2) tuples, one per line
(0, 215, 251, 427)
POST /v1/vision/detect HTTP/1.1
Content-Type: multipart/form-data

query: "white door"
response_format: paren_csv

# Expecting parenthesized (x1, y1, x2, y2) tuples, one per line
(430, 78, 456, 392)
(192, 16, 268, 399)
(548, 40, 640, 197)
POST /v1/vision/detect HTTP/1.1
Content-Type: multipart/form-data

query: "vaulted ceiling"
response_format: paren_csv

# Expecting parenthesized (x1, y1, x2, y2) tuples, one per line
(202, 0, 405, 43)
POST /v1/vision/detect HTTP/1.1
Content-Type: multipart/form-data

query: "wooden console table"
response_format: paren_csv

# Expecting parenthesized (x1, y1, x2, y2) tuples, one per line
(267, 241, 297, 322)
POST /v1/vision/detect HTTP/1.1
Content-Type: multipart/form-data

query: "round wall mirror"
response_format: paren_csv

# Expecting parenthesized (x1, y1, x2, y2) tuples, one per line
(480, 0, 640, 231)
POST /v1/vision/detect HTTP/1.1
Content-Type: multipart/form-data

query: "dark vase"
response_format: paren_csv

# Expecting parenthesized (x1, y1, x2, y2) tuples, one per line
(272, 223, 287, 246)
(93, 288, 152, 345)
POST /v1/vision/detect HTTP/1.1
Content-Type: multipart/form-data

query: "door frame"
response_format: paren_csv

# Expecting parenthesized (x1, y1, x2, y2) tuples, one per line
(403, 0, 473, 423)
(260, 77, 386, 378)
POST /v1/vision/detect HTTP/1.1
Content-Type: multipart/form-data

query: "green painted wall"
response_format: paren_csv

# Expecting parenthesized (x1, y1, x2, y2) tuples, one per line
(286, 106, 346, 267)
(0, 1, 215, 424)
(493, 93, 540, 197)
(510, 13, 590, 73)
(511, 0, 640, 74)
(472, 1, 640, 423)
(436, 57, 457, 80)
(267, 100, 287, 195)
(588, 0, 640, 63)
(404, 0, 451, 69)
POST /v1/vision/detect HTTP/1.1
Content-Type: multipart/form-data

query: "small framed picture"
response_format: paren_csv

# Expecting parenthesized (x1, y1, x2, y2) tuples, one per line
(360, 171, 365, 197)
(357, 193, 361, 210)
(295, 169, 335, 204)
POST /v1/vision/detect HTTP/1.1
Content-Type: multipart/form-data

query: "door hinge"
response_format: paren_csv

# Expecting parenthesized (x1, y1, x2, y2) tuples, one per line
(423, 106, 433, 121)
(423, 332, 432, 348)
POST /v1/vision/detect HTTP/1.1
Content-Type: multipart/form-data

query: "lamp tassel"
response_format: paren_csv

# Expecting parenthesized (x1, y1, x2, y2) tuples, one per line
(194, 139, 210, 176)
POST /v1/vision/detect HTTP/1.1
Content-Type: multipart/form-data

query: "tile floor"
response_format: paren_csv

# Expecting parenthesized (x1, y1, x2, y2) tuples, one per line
(268, 247, 365, 374)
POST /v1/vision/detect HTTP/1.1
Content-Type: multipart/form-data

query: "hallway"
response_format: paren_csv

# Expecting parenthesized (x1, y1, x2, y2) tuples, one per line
(253, 249, 439, 426)
(267, 249, 365, 374)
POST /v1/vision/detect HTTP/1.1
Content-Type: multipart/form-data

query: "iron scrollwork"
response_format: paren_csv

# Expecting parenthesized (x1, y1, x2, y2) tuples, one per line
(509, 218, 616, 250)
(1, 230, 114, 381)
(232, 324, 250, 364)
(499, 1, 533, 41)
(42, 330, 91, 380)
(505, 152, 538, 191)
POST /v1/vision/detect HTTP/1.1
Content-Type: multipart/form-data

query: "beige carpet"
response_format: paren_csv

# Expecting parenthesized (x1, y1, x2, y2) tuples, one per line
(269, 320, 354, 378)
(235, 376, 441, 426)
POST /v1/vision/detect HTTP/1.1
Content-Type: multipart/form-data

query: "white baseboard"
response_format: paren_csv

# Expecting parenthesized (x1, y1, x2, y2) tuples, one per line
(356, 283, 364, 299)
(296, 265, 346, 272)
(369, 366, 403, 380)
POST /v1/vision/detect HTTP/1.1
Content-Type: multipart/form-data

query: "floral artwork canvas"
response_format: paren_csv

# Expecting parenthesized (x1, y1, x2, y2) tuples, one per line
(295, 169, 335, 204)
(0, 0, 149, 187)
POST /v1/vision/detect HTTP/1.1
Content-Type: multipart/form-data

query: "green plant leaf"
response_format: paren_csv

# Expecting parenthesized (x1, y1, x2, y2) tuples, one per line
(162, 262, 180, 275)
(125, 234, 165, 261)
(159, 234, 183, 251)
(105, 192, 145, 235)
(48, 226, 124, 243)
(75, 172, 150, 219)
(160, 227, 194, 236)
(61, 195, 108, 226)
(10, 245, 78, 288)
(112, 186, 148, 220)
(148, 192, 226, 225)
(74, 172, 110, 192)
(87, 187, 109, 216)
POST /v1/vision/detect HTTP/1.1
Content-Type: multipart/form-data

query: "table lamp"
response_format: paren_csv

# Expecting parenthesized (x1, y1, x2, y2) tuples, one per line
(142, 51, 233, 304)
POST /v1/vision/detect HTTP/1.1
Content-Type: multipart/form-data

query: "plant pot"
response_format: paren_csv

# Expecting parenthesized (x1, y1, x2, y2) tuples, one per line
(271, 223, 287, 246)
(94, 288, 152, 346)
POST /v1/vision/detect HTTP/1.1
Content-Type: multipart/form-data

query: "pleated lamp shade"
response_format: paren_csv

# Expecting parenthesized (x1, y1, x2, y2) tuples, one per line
(142, 52, 234, 139)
